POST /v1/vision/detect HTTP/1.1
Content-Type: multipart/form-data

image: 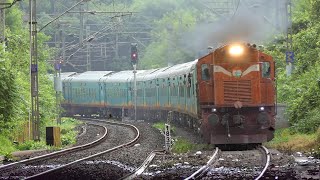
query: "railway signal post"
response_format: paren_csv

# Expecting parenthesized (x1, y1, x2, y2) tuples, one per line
(131, 43, 138, 121)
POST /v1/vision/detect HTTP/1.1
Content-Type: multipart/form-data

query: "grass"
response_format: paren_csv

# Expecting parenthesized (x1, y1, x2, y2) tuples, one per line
(0, 117, 82, 158)
(44, 117, 82, 147)
(152, 121, 213, 153)
(152, 121, 176, 133)
(0, 135, 16, 158)
(172, 138, 213, 153)
(265, 127, 320, 157)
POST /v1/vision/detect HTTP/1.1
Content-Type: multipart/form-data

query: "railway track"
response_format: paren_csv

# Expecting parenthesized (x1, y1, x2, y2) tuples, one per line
(185, 147, 221, 180)
(255, 146, 271, 180)
(122, 150, 166, 180)
(0, 119, 140, 179)
(183, 146, 270, 180)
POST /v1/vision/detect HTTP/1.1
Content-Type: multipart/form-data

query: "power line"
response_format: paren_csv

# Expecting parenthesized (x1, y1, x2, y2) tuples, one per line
(0, 0, 22, 10)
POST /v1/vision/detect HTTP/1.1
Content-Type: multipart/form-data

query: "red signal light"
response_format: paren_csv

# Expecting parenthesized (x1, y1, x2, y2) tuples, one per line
(131, 43, 138, 64)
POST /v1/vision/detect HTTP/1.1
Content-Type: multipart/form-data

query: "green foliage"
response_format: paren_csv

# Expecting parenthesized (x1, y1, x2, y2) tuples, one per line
(46, 117, 81, 146)
(0, 4, 56, 149)
(16, 141, 48, 151)
(152, 121, 176, 133)
(172, 138, 194, 153)
(265, 0, 320, 134)
(139, 8, 199, 69)
(0, 135, 16, 156)
(152, 122, 166, 131)
(265, 128, 319, 155)
(172, 138, 213, 153)
(292, 107, 320, 133)
(61, 130, 77, 146)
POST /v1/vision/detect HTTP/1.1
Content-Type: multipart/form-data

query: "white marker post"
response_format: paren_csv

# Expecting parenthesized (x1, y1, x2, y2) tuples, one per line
(165, 123, 171, 153)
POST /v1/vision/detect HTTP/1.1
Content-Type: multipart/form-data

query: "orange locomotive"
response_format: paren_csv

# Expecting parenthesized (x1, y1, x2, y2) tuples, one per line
(197, 43, 276, 144)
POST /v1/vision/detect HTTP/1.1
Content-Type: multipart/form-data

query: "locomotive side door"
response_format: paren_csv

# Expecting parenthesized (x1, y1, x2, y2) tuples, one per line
(196, 54, 214, 105)
(260, 59, 275, 106)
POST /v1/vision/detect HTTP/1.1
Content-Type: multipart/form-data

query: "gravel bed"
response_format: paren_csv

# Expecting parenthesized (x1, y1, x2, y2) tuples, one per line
(44, 120, 165, 179)
(2, 119, 319, 179)
(1, 122, 101, 165)
(0, 121, 128, 179)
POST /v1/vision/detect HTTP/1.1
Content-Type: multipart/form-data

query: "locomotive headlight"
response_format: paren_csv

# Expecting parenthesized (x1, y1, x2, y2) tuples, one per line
(259, 107, 265, 111)
(212, 108, 217, 112)
(229, 45, 244, 56)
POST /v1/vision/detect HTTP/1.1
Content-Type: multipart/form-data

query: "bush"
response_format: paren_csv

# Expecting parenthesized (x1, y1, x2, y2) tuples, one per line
(0, 135, 16, 156)
(61, 130, 77, 146)
(152, 121, 176, 133)
(292, 108, 320, 133)
(16, 140, 48, 151)
(265, 128, 319, 154)
(172, 138, 194, 153)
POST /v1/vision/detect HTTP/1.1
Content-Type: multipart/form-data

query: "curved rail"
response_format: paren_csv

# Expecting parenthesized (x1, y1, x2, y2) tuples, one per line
(26, 119, 140, 179)
(185, 147, 220, 180)
(255, 146, 271, 180)
(122, 150, 166, 180)
(0, 122, 108, 172)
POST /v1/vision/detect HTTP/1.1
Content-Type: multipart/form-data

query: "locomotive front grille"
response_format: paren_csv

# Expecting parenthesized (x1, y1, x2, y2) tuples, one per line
(223, 80, 252, 103)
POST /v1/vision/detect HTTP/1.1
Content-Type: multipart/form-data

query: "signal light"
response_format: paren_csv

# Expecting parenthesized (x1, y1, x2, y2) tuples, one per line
(131, 43, 138, 64)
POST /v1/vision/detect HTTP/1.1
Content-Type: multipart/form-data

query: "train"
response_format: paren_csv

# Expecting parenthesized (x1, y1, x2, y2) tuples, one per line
(61, 43, 276, 144)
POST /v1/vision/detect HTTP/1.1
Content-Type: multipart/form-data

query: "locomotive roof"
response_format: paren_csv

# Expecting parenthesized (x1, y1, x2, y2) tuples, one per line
(69, 71, 113, 82)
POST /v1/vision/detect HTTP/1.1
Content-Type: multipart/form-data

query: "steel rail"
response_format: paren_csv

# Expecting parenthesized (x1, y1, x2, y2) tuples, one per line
(26, 119, 140, 179)
(122, 150, 166, 180)
(255, 146, 271, 180)
(185, 147, 220, 180)
(0, 122, 107, 173)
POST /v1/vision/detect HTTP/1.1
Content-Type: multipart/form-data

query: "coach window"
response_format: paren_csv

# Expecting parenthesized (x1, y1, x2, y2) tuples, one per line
(201, 64, 210, 81)
(261, 62, 270, 78)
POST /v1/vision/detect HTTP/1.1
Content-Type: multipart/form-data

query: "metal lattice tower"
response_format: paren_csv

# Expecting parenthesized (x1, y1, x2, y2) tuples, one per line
(29, 0, 40, 141)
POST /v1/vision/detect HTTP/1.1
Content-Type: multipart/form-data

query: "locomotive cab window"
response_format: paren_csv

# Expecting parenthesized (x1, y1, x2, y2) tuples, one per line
(261, 62, 270, 78)
(201, 64, 210, 81)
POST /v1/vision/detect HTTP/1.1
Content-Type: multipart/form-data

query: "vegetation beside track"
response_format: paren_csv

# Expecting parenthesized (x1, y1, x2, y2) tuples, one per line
(0, 118, 81, 159)
(152, 122, 212, 153)
(0, 3, 57, 157)
(265, 128, 320, 158)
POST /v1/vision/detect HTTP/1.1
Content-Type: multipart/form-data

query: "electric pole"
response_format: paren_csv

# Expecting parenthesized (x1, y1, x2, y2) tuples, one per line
(29, 0, 40, 141)
(0, 0, 7, 46)
(86, 25, 91, 71)
(79, 1, 84, 45)
(285, 0, 293, 76)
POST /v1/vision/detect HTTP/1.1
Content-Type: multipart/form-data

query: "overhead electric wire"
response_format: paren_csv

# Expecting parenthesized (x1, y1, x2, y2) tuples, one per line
(0, 0, 22, 10)
(230, 0, 241, 20)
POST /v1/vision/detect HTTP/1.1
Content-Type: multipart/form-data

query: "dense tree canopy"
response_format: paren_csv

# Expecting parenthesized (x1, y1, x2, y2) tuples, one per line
(267, 0, 320, 133)
(0, 0, 319, 151)
(0, 5, 55, 139)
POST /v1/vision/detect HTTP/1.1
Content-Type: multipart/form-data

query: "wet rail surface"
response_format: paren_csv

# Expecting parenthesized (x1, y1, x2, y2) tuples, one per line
(0, 119, 140, 179)
(122, 150, 166, 180)
(185, 147, 221, 180)
(132, 145, 272, 179)
(183, 146, 270, 179)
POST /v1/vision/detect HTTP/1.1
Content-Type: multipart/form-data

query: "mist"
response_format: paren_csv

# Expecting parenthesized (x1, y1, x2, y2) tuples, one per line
(183, 0, 288, 54)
